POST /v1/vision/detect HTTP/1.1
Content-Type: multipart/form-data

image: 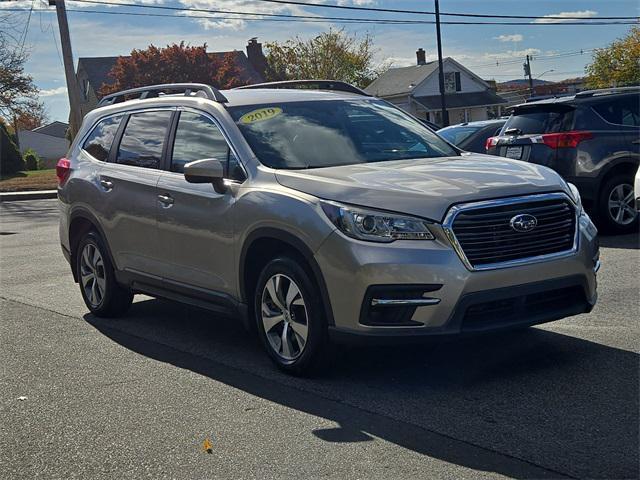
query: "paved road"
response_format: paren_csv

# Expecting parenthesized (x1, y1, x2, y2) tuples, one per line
(1, 199, 638, 479)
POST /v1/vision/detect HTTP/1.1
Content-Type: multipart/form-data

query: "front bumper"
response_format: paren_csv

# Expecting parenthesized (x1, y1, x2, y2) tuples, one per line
(314, 213, 599, 340)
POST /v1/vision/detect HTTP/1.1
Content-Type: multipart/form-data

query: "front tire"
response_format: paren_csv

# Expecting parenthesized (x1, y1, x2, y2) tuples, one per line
(596, 174, 638, 234)
(76, 231, 133, 317)
(254, 256, 328, 375)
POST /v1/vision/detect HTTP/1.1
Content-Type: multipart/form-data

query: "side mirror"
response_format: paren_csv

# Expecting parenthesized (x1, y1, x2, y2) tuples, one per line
(183, 158, 226, 193)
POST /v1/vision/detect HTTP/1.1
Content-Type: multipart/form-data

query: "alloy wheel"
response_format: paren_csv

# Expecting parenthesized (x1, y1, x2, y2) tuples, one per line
(260, 274, 309, 362)
(80, 243, 106, 308)
(608, 183, 637, 226)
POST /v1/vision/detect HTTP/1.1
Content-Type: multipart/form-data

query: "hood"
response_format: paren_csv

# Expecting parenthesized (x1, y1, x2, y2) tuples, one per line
(275, 154, 568, 222)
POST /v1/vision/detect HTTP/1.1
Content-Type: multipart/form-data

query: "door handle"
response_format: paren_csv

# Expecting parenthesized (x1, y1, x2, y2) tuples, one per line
(158, 193, 174, 207)
(99, 179, 113, 191)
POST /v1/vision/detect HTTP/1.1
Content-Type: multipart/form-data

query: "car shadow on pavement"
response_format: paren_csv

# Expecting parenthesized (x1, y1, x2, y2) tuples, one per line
(598, 232, 639, 249)
(84, 298, 639, 479)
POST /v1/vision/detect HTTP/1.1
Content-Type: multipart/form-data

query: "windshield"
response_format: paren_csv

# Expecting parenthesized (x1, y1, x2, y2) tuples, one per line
(437, 126, 481, 145)
(228, 99, 458, 169)
(503, 106, 575, 135)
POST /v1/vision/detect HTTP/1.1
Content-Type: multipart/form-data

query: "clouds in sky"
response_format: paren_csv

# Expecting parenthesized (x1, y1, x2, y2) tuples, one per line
(39, 87, 68, 97)
(494, 34, 524, 42)
(533, 10, 598, 24)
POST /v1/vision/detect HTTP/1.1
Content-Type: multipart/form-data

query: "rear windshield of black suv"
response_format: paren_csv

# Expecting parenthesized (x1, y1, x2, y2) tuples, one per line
(228, 99, 458, 169)
(502, 105, 575, 135)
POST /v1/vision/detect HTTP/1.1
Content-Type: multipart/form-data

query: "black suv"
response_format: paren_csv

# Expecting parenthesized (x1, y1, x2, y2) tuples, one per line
(487, 87, 640, 233)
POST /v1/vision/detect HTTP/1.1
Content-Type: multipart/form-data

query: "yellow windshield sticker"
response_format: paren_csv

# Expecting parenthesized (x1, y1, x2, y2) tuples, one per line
(239, 107, 282, 124)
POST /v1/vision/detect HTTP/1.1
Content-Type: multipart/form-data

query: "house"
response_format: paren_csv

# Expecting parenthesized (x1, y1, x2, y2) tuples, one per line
(365, 49, 507, 126)
(17, 121, 70, 167)
(75, 39, 267, 116)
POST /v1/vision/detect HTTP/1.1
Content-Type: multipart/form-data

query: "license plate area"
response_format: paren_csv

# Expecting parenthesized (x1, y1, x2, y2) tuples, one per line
(505, 146, 523, 159)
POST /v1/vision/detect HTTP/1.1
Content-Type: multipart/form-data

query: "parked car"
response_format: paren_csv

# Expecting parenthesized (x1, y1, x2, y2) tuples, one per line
(437, 119, 506, 153)
(635, 166, 640, 211)
(417, 118, 442, 131)
(58, 81, 599, 375)
(486, 87, 640, 233)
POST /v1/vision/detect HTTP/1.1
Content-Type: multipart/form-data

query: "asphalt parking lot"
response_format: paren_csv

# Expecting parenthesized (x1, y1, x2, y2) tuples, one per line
(0, 199, 638, 479)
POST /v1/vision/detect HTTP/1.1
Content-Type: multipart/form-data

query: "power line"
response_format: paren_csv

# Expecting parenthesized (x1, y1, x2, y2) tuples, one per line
(211, 0, 640, 21)
(7, 2, 636, 26)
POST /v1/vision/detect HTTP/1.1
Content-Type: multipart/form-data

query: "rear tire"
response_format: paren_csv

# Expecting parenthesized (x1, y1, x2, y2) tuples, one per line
(76, 231, 133, 317)
(254, 256, 329, 375)
(596, 174, 638, 234)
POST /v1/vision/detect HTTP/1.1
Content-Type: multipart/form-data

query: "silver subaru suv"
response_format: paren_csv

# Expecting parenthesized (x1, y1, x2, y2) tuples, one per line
(58, 81, 600, 374)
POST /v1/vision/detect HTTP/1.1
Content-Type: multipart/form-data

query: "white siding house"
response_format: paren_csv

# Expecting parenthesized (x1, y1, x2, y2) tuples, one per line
(365, 51, 506, 127)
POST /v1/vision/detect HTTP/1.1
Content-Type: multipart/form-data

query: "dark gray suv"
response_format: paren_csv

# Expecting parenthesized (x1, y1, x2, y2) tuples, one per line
(486, 87, 640, 233)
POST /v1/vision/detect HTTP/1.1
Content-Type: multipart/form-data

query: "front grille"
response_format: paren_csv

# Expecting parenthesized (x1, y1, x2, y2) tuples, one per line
(461, 285, 586, 331)
(451, 196, 576, 268)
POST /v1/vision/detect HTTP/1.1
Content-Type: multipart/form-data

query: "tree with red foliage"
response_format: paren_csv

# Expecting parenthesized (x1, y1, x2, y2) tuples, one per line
(99, 43, 244, 97)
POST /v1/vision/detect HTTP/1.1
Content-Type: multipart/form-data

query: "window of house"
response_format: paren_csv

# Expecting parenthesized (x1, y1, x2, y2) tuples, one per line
(116, 110, 172, 169)
(82, 114, 123, 161)
(171, 111, 245, 181)
(444, 72, 462, 93)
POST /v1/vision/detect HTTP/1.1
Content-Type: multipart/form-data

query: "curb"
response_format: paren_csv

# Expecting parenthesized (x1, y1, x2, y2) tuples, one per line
(0, 190, 58, 201)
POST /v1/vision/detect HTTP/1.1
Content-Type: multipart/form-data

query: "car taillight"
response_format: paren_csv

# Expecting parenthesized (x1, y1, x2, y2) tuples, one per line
(485, 136, 499, 151)
(56, 158, 71, 186)
(540, 131, 593, 149)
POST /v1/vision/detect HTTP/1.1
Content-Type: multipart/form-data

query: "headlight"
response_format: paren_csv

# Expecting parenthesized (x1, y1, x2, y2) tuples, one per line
(566, 182, 583, 213)
(320, 201, 434, 242)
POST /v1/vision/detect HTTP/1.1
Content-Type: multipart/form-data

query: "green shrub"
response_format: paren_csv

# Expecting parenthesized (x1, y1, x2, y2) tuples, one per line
(23, 149, 41, 171)
(0, 123, 25, 176)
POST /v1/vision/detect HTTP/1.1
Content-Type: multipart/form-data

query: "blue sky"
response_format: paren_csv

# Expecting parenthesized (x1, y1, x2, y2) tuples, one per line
(3, 0, 638, 121)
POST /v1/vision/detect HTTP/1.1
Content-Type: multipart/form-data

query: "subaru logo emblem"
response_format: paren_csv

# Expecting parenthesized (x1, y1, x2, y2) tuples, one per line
(510, 213, 537, 233)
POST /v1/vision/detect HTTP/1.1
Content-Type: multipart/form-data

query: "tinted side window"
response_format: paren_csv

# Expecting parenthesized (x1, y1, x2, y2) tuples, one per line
(82, 115, 122, 161)
(116, 111, 172, 169)
(592, 97, 640, 127)
(171, 112, 245, 181)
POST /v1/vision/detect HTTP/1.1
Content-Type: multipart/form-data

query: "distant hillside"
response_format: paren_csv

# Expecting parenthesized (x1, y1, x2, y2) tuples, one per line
(497, 79, 554, 90)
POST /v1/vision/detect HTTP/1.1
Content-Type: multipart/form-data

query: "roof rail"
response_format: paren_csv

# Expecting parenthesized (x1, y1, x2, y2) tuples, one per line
(97, 83, 228, 107)
(575, 85, 640, 98)
(234, 80, 370, 96)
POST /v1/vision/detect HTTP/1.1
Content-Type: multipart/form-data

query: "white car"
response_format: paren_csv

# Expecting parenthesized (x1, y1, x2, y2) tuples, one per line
(635, 166, 640, 211)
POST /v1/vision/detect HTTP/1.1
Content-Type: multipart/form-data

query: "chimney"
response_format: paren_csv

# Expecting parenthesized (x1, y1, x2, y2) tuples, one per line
(246, 37, 268, 81)
(416, 48, 426, 66)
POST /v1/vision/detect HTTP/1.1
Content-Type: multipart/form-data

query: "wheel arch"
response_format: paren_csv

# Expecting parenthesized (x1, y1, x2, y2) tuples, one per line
(68, 208, 116, 283)
(239, 227, 335, 326)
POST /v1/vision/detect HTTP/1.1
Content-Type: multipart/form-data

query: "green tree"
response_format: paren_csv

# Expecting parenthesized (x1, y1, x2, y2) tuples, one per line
(265, 29, 386, 88)
(0, 121, 25, 176)
(585, 27, 640, 88)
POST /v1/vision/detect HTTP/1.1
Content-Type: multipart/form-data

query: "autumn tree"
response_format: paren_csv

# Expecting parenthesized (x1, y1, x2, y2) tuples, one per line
(586, 27, 640, 88)
(0, 32, 45, 125)
(264, 29, 387, 89)
(99, 43, 245, 97)
(13, 103, 48, 132)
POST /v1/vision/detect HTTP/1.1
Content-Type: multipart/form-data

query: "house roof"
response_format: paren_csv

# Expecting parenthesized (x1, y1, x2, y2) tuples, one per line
(364, 61, 440, 97)
(76, 51, 264, 98)
(414, 90, 507, 110)
(32, 121, 69, 138)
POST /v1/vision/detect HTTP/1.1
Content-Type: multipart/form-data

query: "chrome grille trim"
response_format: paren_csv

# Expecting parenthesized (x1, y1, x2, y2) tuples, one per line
(443, 192, 579, 271)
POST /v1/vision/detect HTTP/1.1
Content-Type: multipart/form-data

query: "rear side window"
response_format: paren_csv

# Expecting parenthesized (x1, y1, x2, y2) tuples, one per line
(592, 97, 640, 126)
(504, 107, 575, 134)
(82, 115, 122, 161)
(116, 110, 172, 169)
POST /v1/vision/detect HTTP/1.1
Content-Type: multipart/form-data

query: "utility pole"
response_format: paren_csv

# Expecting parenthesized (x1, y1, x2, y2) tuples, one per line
(434, 0, 448, 127)
(524, 54, 534, 98)
(49, 0, 82, 139)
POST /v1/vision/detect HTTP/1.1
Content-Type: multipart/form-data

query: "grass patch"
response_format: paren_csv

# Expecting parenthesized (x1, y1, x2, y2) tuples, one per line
(0, 169, 57, 192)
